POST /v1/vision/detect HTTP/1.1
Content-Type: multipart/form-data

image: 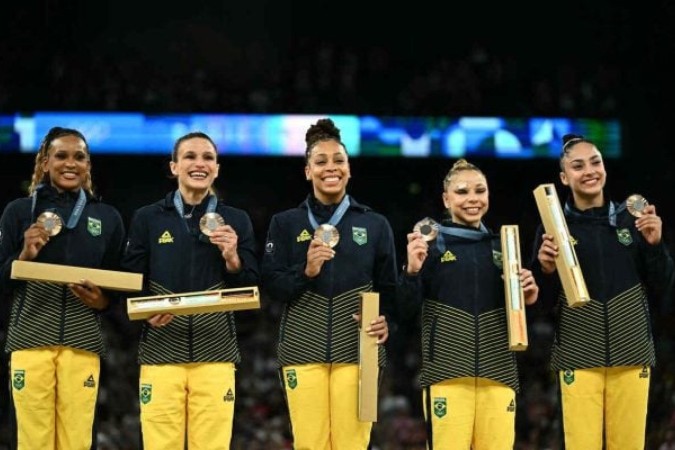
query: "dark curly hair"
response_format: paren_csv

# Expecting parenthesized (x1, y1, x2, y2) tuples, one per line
(304, 118, 347, 163)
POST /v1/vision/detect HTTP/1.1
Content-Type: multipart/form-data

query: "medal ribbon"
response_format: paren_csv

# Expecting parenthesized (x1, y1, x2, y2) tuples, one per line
(564, 200, 624, 227)
(435, 222, 490, 253)
(173, 190, 217, 232)
(305, 195, 351, 230)
(31, 184, 87, 230)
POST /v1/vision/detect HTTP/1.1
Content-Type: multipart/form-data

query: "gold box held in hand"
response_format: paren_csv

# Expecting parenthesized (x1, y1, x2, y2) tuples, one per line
(11, 260, 143, 292)
(533, 184, 590, 308)
(358, 291, 380, 423)
(126, 286, 260, 320)
(500, 225, 528, 351)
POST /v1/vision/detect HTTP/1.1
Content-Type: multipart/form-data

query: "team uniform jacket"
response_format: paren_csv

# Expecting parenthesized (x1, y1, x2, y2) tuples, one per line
(0, 185, 125, 356)
(121, 191, 259, 365)
(531, 200, 674, 371)
(261, 195, 397, 367)
(399, 221, 520, 392)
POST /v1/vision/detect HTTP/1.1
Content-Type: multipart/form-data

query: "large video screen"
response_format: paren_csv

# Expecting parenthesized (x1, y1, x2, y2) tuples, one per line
(0, 113, 620, 158)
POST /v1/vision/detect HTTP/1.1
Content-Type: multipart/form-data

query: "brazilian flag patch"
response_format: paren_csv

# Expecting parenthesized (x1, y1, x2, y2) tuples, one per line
(140, 384, 152, 404)
(352, 227, 367, 245)
(492, 250, 503, 269)
(433, 397, 447, 418)
(87, 217, 102, 237)
(616, 228, 633, 246)
(285, 369, 298, 389)
(563, 369, 575, 385)
(12, 369, 25, 390)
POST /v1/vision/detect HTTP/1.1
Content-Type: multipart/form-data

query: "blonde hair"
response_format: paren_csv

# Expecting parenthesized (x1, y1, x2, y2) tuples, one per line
(28, 127, 93, 196)
(442, 158, 484, 190)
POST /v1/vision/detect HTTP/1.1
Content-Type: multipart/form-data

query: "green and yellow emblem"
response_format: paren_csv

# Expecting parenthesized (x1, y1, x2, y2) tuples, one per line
(285, 369, 298, 389)
(563, 369, 575, 385)
(433, 397, 447, 418)
(140, 384, 152, 404)
(12, 369, 25, 390)
(616, 228, 633, 246)
(352, 226, 367, 245)
(87, 217, 102, 237)
(492, 250, 503, 268)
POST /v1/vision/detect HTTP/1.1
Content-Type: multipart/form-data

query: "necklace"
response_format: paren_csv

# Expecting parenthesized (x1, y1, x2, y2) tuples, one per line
(183, 204, 197, 219)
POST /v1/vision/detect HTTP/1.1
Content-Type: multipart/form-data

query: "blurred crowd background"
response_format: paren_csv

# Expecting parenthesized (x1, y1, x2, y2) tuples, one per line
(1, 1, 675, 449)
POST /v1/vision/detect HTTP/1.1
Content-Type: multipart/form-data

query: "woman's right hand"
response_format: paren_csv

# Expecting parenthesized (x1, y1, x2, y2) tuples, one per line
(406, 232, 428, 275)
(537, 233, 558, 274)
(147, 314, 174, 328)
(304, 238, 335, 278)
(19, 223, 50, 261)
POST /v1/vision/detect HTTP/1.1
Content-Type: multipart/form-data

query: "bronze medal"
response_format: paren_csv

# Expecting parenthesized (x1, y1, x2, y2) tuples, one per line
(413, 217, 439, 242)
(626, 194, 648, 217)
(37, 211, 63, 237)
(199, 213, 225, 236)
(314, 224, 340, 248)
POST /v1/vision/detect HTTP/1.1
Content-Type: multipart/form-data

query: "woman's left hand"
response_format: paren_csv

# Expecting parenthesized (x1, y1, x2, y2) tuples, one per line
(636, 204, 662, 245)
(519, 268, 539, 305)
(210, 225, 242, 272)
(353, 313, 389, 344)
(69, 279, 109, 310)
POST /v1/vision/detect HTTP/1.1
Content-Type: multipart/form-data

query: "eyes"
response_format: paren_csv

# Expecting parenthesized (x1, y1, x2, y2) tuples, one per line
(570, 158, 603, 171)
(313, 157, 346, 166)
(51, 150, 88, 162)
(180, 151, 217, 161)
(453, 186, 487, 195)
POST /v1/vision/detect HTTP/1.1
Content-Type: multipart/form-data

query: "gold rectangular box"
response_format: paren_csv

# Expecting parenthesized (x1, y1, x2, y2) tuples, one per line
(11, 260, 143, 292)
(358, 292, 380, 422)
(127, 286, 260, 320)
(533, 184, 590, 308)
(500, 225, 528, 351)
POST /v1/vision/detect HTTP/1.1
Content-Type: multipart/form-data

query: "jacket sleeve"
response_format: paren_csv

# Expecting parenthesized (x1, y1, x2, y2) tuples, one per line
(120, 209, 151, 295)
(529, 223, 560, 311)
(0, 200, 28, 296)
(261, 214, 313, 303)
(396, 268, 423, 324)
(224, 210, 259, 287)
(97, 207, 127, 310)
(373, 217, 398, 322)
(636, 234, 675, 311)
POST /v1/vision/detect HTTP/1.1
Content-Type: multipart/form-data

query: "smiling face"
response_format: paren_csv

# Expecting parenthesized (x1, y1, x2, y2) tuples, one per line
(442, 169, 489, 228)
(170, 137, 219, 195)
(305, 139, 351, 204)
(560, 142, 606, 208)
(41, 135, 91, 192)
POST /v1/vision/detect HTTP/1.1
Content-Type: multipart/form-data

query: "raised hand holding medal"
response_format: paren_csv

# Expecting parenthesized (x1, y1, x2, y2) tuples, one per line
(303, 195, 350, 278)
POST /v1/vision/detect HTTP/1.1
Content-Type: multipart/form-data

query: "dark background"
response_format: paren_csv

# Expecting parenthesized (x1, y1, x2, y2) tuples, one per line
(1, 1, 675, 449)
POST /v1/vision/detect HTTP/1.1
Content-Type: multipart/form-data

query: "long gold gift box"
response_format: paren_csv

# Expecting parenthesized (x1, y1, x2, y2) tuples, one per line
(500, 225, 528, 351)
(127, 286, 260, 320)
(358, 291, 380, 422)
(11, 260, 143, 292)
(533, 184, 590, 308)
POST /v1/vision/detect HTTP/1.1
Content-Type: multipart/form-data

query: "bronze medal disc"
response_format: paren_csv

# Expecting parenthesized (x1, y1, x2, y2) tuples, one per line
(413, 217, 439, 242)
(199, 213, 225, 236)
(626, 194, 648, 217)
(314, 224, 340, 248)
(37, 211, 63, 237)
